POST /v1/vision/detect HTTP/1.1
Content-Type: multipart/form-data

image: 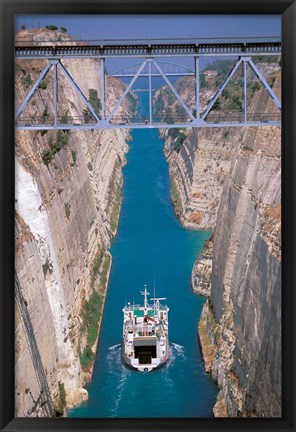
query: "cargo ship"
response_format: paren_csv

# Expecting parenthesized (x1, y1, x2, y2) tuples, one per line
(122, 286, 169, 372)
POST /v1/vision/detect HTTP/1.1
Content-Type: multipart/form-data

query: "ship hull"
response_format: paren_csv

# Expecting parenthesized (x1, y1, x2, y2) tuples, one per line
(122, 342, 169, 372)
(122, 287, 169, 372)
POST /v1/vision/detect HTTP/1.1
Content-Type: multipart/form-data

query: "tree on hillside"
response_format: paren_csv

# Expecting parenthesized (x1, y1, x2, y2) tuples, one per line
(46, 25, 58, 31)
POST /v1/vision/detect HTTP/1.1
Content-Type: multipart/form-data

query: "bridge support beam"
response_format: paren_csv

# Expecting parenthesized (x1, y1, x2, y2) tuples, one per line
(53, 62, 58, 127)
(242, 57, 248, 124)
(148, 60, 153, 124)
(101, 58, 106, 120)
(195, 56, 200, 119)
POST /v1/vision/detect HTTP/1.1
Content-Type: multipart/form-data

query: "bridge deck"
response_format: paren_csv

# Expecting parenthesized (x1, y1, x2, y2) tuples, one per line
(15, 42, 281, 59)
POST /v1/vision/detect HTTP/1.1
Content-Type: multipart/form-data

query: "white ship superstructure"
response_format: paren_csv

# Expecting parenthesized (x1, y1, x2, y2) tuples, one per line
(122, 286, 169, 372)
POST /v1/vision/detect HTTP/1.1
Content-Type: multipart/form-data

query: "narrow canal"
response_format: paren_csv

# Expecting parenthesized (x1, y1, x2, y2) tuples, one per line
(69, 91, 218, 418)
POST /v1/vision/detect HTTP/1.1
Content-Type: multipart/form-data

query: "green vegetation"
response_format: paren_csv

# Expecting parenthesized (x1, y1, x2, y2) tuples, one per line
(175, 103, 187, 120)
(38, 77, 50, 90)
(170, 178, 182, 215)
(23, 73, 32, 89)
(110, 186, 122, 233)
(64, 202, 71, 219)
(154, 89, 175, 118)
(41, 149, 53, 165)
(46, 25, 58, 31)
(80, 345, 95, 369)
(154, 93, 165, 115)
(205, 59, 235, 78)
(57, 382, 67, 414)
(60, 109, 69, 124)
(164, 88, 174, 105)
(42, 105, 49, 118)
(163, 107, 174, 123)
(79, 291, 103, 369)
(222, 129, 230, 140)
(200, 72, 209, 89)
(83, 89, 101, 122)
(71, 150, 77, 166)
(168, 128, 186, 153)
(15, 64, 23, 74)
(60, 27, 67, 33)
(126, 92, 137, 114)
(106, 162, 123, 234)
(252, 55, 280, 64)
(248, 81, 261, 97)
(91, 247, 105, 288)
(100, 255, 111, 289)
(89, 89, 101, 112)
(41, 131, 69, 165)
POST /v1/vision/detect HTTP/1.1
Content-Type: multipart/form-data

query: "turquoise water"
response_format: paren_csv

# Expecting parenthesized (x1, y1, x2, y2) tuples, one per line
(69, 92, 218, 418)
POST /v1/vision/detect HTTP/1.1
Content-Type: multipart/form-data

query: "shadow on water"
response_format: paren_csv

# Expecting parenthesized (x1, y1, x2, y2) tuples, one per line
(69, 90, 218, 418)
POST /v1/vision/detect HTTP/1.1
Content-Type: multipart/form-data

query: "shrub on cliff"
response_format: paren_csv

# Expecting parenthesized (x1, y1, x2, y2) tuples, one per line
(23, 73, 32, 89)
(41, 131, 69, 165)
(83, 89, 102, 122)
(58, 382, 67, 413)
(38, 78, 49, 90)
(168, 128, 186, 152)
(41, 148, 53, 165)
(80, 345, 94, 369)
(46, 25, 58, 31)
(79, 291, 103, 369)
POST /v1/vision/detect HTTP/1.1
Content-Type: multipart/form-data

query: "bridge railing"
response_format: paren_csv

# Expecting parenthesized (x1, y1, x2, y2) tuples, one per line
(15, 112, 281, 127)
(205, 112, 281, 123)
(15, 115, 98, 127)
(15, 41, 281, 58)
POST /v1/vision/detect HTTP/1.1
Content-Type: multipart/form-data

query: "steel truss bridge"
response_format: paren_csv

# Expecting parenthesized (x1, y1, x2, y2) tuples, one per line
(15, 41, 281, 130)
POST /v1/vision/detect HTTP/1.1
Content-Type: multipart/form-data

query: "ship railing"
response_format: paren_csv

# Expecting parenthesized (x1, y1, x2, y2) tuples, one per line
(124, 304, 142, 311)
(133, 325, 156, 336)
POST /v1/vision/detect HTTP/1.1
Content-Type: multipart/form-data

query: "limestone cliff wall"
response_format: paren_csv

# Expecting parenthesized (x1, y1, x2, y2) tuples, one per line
(205, 122, 281, 417)
(161, 61, 280, 232)
(15, 29, 134, 417)
(161, 65, 281, 416)
(164, 127, 236, 229)
(197, 73, 281, 417)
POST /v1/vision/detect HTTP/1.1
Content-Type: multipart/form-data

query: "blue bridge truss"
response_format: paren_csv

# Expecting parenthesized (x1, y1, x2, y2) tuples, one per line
(15, 40, 281, 130)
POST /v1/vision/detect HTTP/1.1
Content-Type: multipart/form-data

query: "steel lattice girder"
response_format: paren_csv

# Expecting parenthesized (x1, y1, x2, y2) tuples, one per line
(15, 51, 281, 130)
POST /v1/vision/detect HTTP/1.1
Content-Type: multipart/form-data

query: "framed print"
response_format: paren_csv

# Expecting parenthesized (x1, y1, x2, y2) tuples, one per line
(0, 1, 295, 431)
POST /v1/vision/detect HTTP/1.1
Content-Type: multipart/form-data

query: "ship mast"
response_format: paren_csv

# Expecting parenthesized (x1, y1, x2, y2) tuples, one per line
(141, 285, 150, 312)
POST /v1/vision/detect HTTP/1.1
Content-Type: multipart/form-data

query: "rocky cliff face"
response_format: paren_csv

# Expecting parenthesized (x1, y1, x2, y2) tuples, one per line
(160, 59, 280, 232)
(205, 120, 281, 417)
(161, 62, 281, 416)
(15, 29, 135, 417)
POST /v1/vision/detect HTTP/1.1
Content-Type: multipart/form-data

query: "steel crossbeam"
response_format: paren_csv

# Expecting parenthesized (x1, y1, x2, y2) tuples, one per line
(15, 40, 281, 130)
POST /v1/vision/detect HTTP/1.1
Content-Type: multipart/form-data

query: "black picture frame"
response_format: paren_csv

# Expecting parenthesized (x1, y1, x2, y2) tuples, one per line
(1, 1, 295, 431)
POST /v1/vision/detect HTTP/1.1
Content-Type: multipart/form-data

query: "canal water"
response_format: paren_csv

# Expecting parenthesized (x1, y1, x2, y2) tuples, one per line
(69, 91, 218, 418)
